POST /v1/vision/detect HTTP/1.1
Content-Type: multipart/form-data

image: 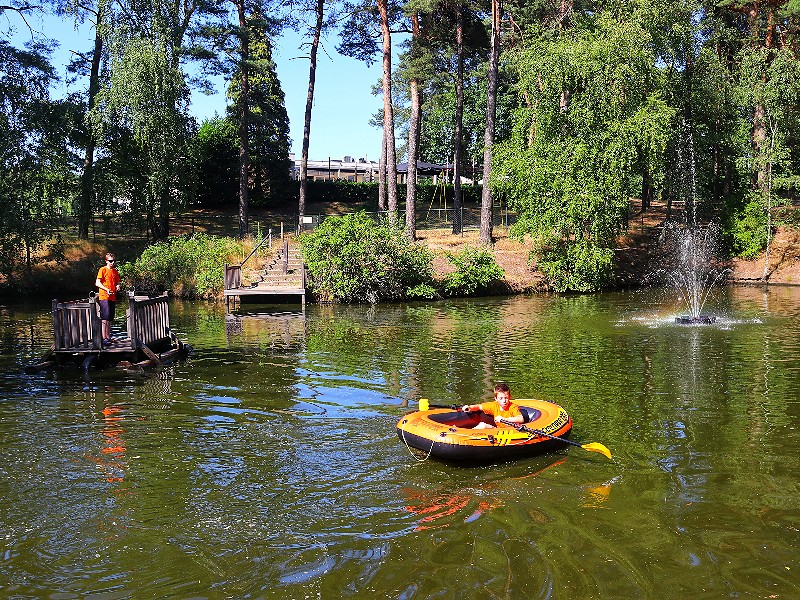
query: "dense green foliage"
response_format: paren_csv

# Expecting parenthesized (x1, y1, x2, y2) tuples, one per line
(4, 0, 800, 296)
(493, 16, 675, 292)
(442, 246, 505, 296)
(226, 16, 293, 207)
(191, 117, 239, 208)
(92, 33, 193, 241)
(0, 39, 79, 283)
(299, 212, 436, 303)
(119, 233, 244, 299)
(725, 197, 769, 260)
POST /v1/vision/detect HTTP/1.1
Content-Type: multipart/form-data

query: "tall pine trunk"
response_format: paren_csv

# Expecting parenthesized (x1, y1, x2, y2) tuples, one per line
(79, 17, 103, 240)
(452, 5, 464, 234)
(237, 0, 250, 239)
(479, 0, 500, 245)
(378, 0, 398, 217)
(379, 131, 387, 211)
(299, 0, 324, 226)
(405, 11, 421, 240)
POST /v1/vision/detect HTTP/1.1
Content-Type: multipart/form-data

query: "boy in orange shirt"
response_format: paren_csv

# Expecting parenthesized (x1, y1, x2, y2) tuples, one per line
(461, 383, 524, 429)
(95, 253, 121, 346)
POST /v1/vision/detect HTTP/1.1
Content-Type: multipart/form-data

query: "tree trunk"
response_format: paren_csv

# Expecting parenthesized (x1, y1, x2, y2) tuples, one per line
(479, 0, 501, 245)
(641, 163, 652, 211)
(452, 5, 464, 235)
(752, 103, 767, 189)
(405, 11, 421, 240)
(378, 0, 398, 217)
(763, 127, 775, 281)
(379, 131, 387, 211)
(237, 0, 250, 239)
(299, 0, 325, 227)
(78, 18, 103, 240)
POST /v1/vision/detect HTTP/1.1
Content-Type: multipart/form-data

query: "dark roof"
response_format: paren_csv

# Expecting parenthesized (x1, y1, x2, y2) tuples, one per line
(396, 161, 452, 175)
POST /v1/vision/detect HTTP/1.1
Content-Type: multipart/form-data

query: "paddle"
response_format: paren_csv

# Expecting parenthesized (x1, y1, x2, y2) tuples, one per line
(419, 398, 460, 411)
(498, 418, 613, 460)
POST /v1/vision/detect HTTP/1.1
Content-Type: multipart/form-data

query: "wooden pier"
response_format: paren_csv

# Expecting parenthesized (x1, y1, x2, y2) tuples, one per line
(224, 237, 306, 311)
(28, 292, 188, 373)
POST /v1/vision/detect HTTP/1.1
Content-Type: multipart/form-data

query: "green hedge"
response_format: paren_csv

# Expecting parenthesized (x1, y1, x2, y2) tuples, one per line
(299, 212, 436, 303)
(300, 180, 483, 210)
(443, 246, 506, 296)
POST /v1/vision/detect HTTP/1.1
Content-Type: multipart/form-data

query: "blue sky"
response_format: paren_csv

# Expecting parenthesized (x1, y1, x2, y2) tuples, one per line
(7, 14, 387, 161)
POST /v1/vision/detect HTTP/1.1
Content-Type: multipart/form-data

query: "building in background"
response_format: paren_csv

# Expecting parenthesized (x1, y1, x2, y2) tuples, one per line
(290, 155, 474, 185)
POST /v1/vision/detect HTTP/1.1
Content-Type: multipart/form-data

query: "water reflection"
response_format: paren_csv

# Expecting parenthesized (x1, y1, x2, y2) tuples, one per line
(2, 288, 800, 597)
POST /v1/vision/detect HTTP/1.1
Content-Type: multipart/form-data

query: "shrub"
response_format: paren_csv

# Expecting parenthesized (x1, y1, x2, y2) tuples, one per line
(299, 212, 436, 303)
(442, 246, 505, 296)
(533, 236, 614, 292)
(725, 198, 768, 260)
(119, 233, 244, 298)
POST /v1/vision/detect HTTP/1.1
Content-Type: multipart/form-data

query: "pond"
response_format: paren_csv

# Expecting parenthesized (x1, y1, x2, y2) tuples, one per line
(1, 286, 799, 598)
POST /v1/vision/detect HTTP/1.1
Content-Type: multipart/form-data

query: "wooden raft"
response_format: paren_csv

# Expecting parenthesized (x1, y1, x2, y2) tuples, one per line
(29, 293, 189, 372)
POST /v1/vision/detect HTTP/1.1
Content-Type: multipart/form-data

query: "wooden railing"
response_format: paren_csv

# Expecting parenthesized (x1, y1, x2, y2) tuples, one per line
(127, 293, 171, 348)
(52, 297, 103, 350)
(224, 229, 272, 291)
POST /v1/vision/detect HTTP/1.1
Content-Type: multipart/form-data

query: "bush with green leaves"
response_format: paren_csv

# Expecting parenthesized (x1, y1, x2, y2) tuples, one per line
(442, 246, 505, 297)
(725, 197, 768, 260)
(119, 233, 243, 299)
(532, 236, 615, 293)
(299, 212, 436, 303)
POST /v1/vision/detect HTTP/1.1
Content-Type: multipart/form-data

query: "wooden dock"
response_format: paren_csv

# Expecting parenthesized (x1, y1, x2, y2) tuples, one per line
(224, 237, 306, 311)
(28, 292, 188, 373)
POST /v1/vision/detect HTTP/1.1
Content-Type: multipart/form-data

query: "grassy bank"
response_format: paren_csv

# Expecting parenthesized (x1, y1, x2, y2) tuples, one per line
(2, 200, 798, 301)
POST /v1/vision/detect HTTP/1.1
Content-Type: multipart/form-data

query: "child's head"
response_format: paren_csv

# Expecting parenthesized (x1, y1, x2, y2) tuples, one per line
(494, 383, 511, 407)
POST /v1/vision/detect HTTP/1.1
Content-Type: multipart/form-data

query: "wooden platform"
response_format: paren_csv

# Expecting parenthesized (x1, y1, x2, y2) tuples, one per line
(28, 293, 189, 373)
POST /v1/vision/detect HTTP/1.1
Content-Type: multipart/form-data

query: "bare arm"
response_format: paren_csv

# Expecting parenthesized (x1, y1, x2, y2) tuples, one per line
(499, 413, 524, 425)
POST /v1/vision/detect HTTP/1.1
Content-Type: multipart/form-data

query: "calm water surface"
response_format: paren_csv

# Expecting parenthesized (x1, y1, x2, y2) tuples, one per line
(1, 286, 800, 598)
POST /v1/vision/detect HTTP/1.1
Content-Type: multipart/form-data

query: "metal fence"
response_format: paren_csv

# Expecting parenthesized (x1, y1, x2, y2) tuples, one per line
(54, 204, 516, 242)
(307, 206, 516, 233)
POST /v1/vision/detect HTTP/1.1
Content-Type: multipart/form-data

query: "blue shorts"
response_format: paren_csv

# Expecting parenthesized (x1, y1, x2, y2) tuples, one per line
(99, 300, 116, 322)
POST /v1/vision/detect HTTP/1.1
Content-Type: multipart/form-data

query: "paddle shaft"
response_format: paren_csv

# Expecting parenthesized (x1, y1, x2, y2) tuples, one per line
(419, 400, 460, 410)
(498, 419, 576, 446)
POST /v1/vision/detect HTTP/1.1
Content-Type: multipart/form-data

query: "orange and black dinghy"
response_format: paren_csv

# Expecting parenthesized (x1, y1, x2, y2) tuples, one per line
(397, 399, 573, 462)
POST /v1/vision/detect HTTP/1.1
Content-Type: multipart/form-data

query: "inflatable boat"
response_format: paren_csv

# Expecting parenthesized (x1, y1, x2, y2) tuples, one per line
(397, 398, 574, 462)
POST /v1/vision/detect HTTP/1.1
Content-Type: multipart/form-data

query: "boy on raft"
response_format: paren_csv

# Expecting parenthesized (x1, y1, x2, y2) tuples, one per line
(461, 383, 525, 429)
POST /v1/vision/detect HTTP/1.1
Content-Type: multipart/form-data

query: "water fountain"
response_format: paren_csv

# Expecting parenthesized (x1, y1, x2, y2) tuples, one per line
(653, 119, 730, 324)
(659, 223, 728, 324)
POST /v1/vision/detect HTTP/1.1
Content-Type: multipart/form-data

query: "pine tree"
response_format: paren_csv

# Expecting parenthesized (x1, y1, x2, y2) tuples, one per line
(228, 18, 291, 207)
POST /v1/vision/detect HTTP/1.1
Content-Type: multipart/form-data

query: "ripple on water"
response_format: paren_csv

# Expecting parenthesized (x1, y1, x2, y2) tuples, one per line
(3, 292, 800, 597)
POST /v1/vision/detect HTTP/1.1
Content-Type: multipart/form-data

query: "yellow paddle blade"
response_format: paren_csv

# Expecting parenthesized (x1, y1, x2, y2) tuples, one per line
(581, 442, 612, 460)
(419, 398, 430, 411)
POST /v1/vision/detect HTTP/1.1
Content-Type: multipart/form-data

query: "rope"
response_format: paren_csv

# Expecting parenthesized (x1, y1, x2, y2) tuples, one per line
(400, 420, 436, 462)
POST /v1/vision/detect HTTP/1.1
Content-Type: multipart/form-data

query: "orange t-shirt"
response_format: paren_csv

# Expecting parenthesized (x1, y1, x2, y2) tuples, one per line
(479, 401, 522, 427)
(97, 266, 121, 301)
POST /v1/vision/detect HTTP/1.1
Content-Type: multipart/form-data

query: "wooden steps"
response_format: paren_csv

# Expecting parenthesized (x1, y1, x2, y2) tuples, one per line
(224, 239, 306, 309)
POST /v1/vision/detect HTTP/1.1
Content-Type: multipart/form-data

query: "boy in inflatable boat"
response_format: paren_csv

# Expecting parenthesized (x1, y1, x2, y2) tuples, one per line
(461, 383, 525, 429)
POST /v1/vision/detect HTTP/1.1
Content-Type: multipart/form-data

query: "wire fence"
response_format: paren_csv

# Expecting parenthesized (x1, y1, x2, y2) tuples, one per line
(55, 205, 517, 242)
(305, 207, 517, 233)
